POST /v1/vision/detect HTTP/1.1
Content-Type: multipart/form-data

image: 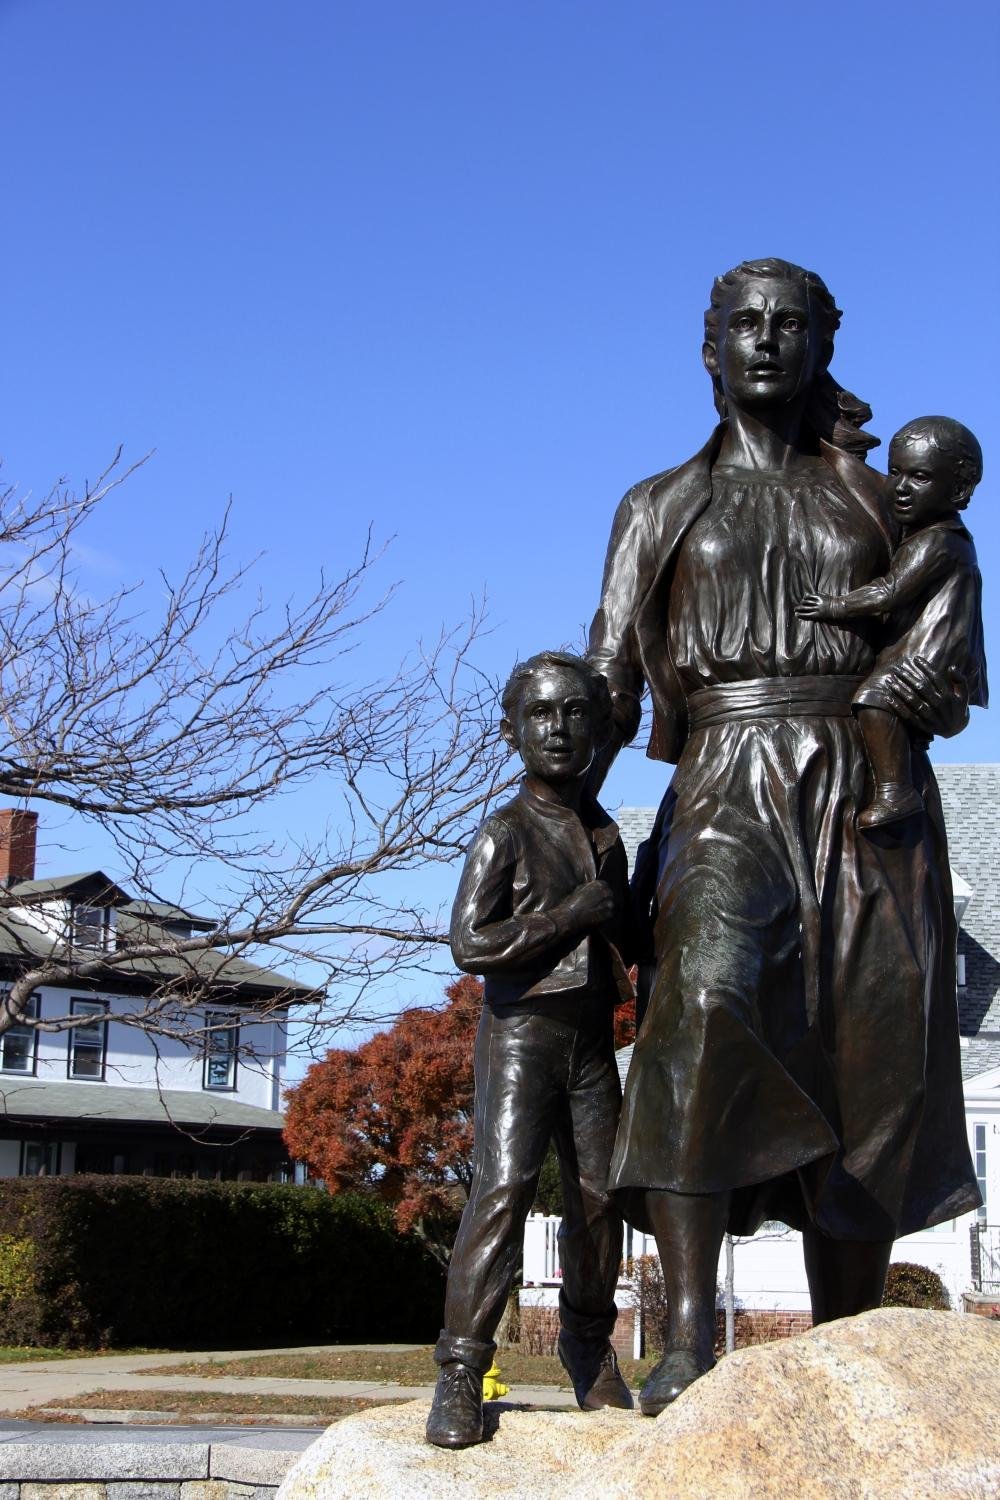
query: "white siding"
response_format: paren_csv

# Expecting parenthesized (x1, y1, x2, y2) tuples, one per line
(21, 988, 286, 1110)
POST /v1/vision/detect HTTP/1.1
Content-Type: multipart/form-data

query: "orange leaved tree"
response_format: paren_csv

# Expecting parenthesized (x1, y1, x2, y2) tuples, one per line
(283, 976, 481, 1261)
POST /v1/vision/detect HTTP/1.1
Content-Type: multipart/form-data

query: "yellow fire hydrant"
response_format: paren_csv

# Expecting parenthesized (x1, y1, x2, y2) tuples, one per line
(482, 1362, 509, 1400)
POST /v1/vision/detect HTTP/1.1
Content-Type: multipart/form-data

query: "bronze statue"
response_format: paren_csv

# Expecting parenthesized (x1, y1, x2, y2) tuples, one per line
(426, 651, 634, 1450)
(587, 259, 984, 1415)
(797, 415, 986, 827)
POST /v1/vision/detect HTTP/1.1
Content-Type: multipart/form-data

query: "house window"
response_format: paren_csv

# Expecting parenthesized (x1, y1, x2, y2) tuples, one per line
(68, 999, 108, 1080)
(0, 992, 39, 1074)
(72, 905, 114, 950)
(974, 1123, 988, 1223)
(19, 1140, 60, 1176)
(203, 1013, 238, 1090)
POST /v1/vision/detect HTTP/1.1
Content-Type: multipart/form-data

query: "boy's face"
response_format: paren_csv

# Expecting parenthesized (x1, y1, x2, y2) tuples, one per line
(502, 665, 596, 784)
(888, 433, 968, 527)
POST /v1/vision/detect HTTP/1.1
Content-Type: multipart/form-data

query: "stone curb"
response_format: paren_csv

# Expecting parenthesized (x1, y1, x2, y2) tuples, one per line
(0, 1443, 208, 1483)
(31, 1411, 328, 1429)
(0, 1426, 317, 1489)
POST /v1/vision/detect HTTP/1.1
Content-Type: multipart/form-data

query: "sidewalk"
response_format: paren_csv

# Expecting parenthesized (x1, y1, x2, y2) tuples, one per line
(0, 1345, 578, 1416)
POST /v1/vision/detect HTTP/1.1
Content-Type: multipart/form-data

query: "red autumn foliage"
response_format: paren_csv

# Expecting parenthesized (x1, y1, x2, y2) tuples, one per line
(613, 994, 636, 1049)
(282, 976, 481, 1243)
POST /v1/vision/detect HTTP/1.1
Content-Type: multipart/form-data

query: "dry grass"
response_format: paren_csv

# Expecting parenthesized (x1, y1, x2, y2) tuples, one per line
(17, 1391, 401, 1424)
(0, 1346, 161, 1364)
(141, 1347, 656, 1388)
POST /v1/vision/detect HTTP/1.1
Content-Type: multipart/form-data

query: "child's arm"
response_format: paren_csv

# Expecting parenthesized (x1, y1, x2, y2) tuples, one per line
(450, 819, 614, 976)
(796, 532, 953, 622)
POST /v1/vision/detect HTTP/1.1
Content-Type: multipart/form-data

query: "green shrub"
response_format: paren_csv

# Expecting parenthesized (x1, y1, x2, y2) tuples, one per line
(0, 1235, 35, 1308)
(882, 1260, 951, 1311)
(533, 1146, 563, 1215)
(0, 1178, 445, 1349)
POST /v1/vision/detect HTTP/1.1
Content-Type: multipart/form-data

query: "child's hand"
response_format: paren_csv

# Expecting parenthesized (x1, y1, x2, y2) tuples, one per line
(561, 879, 616, 931)
(795, 591, 842, 621)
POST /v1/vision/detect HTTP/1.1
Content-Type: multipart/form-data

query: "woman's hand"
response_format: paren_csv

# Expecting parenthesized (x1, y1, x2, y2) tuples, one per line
(876, 656, 970, 741)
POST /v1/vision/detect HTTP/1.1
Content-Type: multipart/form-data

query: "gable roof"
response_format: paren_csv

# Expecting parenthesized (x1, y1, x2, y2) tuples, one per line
(7, 872, 130, 905)
(0, 890, 318, 1007)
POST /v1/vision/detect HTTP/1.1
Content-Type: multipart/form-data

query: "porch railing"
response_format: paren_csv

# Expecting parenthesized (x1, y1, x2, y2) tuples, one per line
(970, 1222, 1000, 1293)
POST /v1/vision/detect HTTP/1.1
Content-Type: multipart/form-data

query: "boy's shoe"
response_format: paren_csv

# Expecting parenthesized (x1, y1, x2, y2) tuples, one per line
(858, 784, 924, 831)
(558, 1331, 634, 1411)
(425, 1360, 484, 1448)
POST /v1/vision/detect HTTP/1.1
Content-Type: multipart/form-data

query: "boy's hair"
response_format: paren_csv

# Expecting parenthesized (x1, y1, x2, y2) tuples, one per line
(892, 416, 983, 506)
(501, 651, 613, 746)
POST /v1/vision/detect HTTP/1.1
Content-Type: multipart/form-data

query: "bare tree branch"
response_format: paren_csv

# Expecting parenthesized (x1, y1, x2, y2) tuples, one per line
(0, 455, 515, 1046)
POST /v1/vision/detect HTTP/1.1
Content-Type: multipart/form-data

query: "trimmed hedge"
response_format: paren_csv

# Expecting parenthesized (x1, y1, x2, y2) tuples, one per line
(0, 1177, 445, 1349)
(882, 1260, 951, 1311)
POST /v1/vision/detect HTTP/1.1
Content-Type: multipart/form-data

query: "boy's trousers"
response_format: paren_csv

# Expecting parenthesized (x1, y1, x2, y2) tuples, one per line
(436, 992, 623, 1367)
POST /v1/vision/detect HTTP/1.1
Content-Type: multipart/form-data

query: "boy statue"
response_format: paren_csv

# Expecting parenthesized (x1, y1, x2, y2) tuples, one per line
(426, 650, 635, 1450)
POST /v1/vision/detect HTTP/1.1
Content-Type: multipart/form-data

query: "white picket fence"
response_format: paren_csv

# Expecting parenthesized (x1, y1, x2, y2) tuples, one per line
(522, 1210, 977, 1312)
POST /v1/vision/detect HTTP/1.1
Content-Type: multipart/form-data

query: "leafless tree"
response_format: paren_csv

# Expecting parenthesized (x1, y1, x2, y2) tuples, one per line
(0, 452, 514, 1051)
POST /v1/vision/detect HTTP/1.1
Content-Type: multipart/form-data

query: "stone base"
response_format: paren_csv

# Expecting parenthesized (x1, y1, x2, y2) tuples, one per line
(277, 1308, 1000, 1499)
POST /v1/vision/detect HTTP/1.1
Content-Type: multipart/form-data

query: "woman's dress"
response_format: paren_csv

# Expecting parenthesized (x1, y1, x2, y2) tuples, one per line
(609, 458, 980, 1239)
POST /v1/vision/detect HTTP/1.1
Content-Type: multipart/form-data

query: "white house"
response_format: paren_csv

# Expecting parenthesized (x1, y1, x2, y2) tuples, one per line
(0, 810, 317, 1182)
(523, 764, 1000, 1341)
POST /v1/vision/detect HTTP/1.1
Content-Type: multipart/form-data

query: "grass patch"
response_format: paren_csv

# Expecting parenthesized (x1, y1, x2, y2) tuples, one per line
(0, 1346, 161, 1364)
(142, 1347, 656, 1388)
(20, 1391, 403, 1423)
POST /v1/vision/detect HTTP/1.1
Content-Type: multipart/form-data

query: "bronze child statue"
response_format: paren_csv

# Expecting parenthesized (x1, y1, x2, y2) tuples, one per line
(797, 416, 987, 828)
(426, 650, 634, 1450)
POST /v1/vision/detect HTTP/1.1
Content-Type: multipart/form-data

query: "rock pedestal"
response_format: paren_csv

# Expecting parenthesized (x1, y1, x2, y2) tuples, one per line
(276, 1308, 1000, 1499)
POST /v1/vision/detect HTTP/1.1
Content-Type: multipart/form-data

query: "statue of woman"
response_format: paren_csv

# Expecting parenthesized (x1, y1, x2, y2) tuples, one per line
(587, 258, 982, 1415)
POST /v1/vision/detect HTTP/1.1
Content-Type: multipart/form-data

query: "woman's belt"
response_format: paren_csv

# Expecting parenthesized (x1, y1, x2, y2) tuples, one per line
(687, 675, 865, 730)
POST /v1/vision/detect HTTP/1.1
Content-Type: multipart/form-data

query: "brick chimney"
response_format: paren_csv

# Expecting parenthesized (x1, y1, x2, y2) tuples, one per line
(0, 809, 38, 885)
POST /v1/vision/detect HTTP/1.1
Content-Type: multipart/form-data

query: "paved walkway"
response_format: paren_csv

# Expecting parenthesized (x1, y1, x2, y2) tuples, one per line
(0, 1345, 578, 1415)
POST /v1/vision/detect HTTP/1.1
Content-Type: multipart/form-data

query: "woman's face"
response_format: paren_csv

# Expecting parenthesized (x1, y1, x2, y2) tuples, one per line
(705, 277, 825, 412)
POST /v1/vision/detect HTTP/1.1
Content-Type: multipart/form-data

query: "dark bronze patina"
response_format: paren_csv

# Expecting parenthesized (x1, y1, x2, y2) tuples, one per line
(426, 651, 635, 1449)
(587, 258, 985, 1414)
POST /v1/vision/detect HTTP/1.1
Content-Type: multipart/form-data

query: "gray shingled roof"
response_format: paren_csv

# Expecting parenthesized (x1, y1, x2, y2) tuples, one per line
(0, 1078, 285, 1131)
(616, 807, 659, 874)
(936, 764, 1000, 1036)
(962, 1037, 1000, 1083)
(120, 899, 214, 932)
(0, 916, 316, 1002)
(616, 764, 1000, 1080)
(9, 873, 130, 904)
(0, 898, 318, 1005)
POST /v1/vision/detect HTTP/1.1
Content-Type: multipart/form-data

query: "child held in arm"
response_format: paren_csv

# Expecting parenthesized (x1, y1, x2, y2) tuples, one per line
(797, 416, 988, 830)
(426, 651, 635, 1451)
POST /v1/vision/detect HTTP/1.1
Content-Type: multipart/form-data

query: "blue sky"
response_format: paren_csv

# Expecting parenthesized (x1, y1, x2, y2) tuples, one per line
(2, 2, 998, 1039)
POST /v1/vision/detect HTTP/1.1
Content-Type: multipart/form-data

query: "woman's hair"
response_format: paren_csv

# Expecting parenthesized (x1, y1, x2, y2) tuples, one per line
(891, 416, 983, 506)
(501, 650, 613, 746)
(704, 258, 880, 458)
